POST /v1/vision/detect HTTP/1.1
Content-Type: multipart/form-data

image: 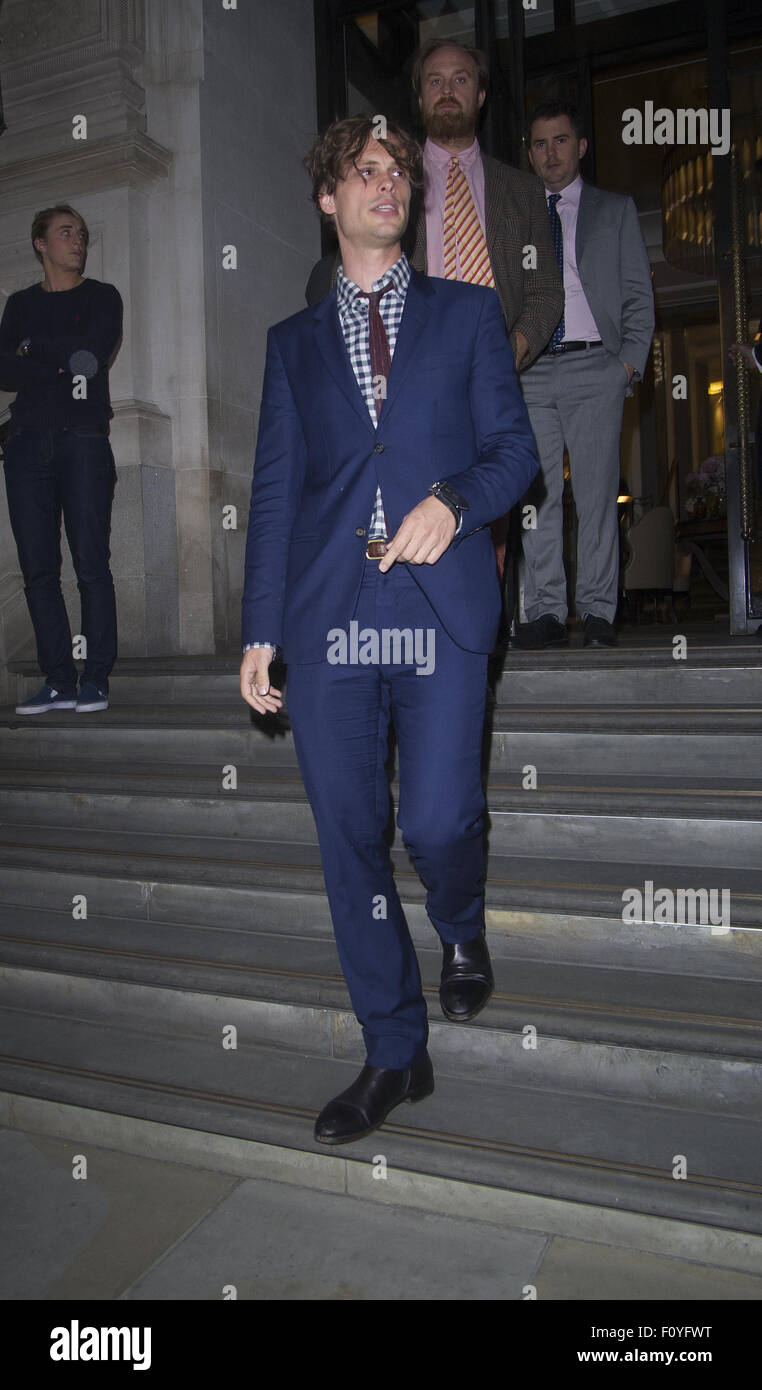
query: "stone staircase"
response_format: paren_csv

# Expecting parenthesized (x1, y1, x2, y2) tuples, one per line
(1, 638, 761, 1233)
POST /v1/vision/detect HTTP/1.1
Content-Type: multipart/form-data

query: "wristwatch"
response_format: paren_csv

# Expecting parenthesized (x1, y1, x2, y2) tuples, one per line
(428, 479, 470, 525)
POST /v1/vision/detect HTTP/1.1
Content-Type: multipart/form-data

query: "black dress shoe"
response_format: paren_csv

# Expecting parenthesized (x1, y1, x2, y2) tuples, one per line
(440, 928, 494, 1021)
(582, 614, 618, 647)
(515, 614, 569, 649)
(314, 1051, 434, 1145)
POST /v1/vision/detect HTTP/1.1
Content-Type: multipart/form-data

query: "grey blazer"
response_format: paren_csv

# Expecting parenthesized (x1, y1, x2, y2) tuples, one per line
(573, 180, 654, 382)
(412, 152, 563, 368)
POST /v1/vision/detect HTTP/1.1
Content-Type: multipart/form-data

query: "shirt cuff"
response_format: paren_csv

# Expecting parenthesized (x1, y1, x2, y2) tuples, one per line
(243, 642, 278, 655)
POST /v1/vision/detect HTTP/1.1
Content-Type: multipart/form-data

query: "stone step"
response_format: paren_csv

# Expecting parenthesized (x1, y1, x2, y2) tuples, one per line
(489, 706, 762, 734)
(497, 664, 762, 706)
(4, 699, 762, 735)
(0, 714, 298, 767)
(0, 827, 759, 926)
(4, 710, 762, 790)
(1, 909, 760, 1066)
(8, 663, 243, 706)
(2, 759, 762, 819)
(5, 646, 760, 1238)
(1, 992, 760, 1232)
(487, 729, 762, 778)
(10, 645, 762, 707)
(1, 868, 757, 974)
(2, 784, 759, 869)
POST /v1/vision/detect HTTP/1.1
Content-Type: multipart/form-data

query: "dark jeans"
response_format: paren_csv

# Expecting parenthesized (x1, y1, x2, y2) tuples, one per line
(3, 425, 117, 691)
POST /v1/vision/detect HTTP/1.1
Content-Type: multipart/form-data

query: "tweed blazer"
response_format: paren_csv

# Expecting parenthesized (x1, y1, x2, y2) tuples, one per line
(411, 152, 563, 366)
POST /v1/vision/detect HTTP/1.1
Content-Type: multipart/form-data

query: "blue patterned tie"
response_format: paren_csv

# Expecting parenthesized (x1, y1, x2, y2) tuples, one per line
(547, 192, 565, 348)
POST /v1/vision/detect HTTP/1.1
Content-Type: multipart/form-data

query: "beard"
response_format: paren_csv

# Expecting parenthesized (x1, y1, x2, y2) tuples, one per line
(425, 101, 478, 143)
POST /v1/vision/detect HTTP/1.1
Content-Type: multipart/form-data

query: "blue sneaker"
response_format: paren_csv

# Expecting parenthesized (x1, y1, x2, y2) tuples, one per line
(15, 683, 78, 715)
(76, 681, 109, 712)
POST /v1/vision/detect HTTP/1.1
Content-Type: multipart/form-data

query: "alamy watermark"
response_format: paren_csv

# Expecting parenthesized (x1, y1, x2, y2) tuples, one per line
(622, 103, 730, 157)
(50, 1321, 150, 1370)
(622, 879, 730, 931)
(327, 621, 435, 675)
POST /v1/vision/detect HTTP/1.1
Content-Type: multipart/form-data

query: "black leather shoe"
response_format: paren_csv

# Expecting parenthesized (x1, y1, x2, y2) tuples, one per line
(583, 614, 618, 647)
(314, 1051, 434, 1145)
(440, 929, 494, 1021)
(515, 614, 569, 649)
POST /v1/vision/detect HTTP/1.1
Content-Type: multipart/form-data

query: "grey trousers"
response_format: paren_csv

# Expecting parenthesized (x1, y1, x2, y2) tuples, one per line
(519, 347, 628, 625)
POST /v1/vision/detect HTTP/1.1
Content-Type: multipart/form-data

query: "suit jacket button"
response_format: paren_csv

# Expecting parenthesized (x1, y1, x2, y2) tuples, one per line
(374, 442, 385, 453)
(355, 526, 366, 537)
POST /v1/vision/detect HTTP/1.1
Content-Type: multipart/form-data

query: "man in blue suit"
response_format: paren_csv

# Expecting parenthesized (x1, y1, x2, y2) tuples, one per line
(240, 115, 539, 1145)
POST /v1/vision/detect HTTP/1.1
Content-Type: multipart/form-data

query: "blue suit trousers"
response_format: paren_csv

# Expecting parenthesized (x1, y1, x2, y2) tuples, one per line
(285, 558, 489, 1069)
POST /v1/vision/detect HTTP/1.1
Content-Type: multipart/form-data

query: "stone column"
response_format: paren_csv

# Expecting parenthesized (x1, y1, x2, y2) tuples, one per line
(198, 0, 319, 652)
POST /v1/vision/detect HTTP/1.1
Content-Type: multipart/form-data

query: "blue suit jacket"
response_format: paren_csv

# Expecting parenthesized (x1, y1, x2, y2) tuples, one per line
(242, 268, 539, 662)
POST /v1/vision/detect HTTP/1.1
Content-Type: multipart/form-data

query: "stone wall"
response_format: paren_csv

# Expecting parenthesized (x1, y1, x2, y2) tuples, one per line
(199, 0, 318, 651)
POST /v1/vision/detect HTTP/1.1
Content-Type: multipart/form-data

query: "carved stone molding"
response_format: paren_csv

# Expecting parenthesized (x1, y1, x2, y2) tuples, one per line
(0, 62, 148, 160)
(111, 397, 172, 429)
(0, 0, 102, 60)
(0, 131, 172, 212)
(0, 0, 145, 86)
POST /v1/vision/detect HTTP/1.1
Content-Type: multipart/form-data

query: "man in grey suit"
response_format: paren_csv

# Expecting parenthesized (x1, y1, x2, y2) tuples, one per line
(518, 99, 655, 648)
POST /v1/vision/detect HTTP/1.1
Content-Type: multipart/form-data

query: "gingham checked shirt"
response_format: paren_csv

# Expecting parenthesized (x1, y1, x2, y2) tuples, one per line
(336, 252, 410, 538)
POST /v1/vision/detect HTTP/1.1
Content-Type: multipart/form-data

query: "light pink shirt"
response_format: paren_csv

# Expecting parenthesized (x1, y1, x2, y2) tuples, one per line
(424, 136, 489, 279)
(545, 174, 600, 343)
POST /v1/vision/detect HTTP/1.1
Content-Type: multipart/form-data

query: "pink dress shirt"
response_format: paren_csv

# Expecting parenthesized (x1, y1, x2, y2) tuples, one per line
(423, 136, 489, 280)
(545, 174, 600, 343)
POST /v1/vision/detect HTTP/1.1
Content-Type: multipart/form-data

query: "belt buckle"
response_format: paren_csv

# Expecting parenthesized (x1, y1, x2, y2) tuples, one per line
(366, 539, 388, 560)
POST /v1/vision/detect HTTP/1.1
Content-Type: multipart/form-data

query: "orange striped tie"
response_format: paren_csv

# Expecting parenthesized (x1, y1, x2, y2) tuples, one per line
(442, 156, 495, 288)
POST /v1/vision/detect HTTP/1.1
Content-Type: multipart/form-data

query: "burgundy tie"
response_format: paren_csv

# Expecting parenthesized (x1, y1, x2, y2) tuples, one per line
(361, 283, 393, 419)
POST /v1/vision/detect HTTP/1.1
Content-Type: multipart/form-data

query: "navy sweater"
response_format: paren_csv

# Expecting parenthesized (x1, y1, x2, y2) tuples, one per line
(0, 278, 123, 432)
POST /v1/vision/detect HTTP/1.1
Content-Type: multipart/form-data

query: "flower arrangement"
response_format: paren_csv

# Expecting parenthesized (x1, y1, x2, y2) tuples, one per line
(684, 455, 726, 519)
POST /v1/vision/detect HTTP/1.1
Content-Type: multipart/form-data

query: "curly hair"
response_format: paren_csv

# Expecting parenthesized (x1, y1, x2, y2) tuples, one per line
(304, 115, 423, 219)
